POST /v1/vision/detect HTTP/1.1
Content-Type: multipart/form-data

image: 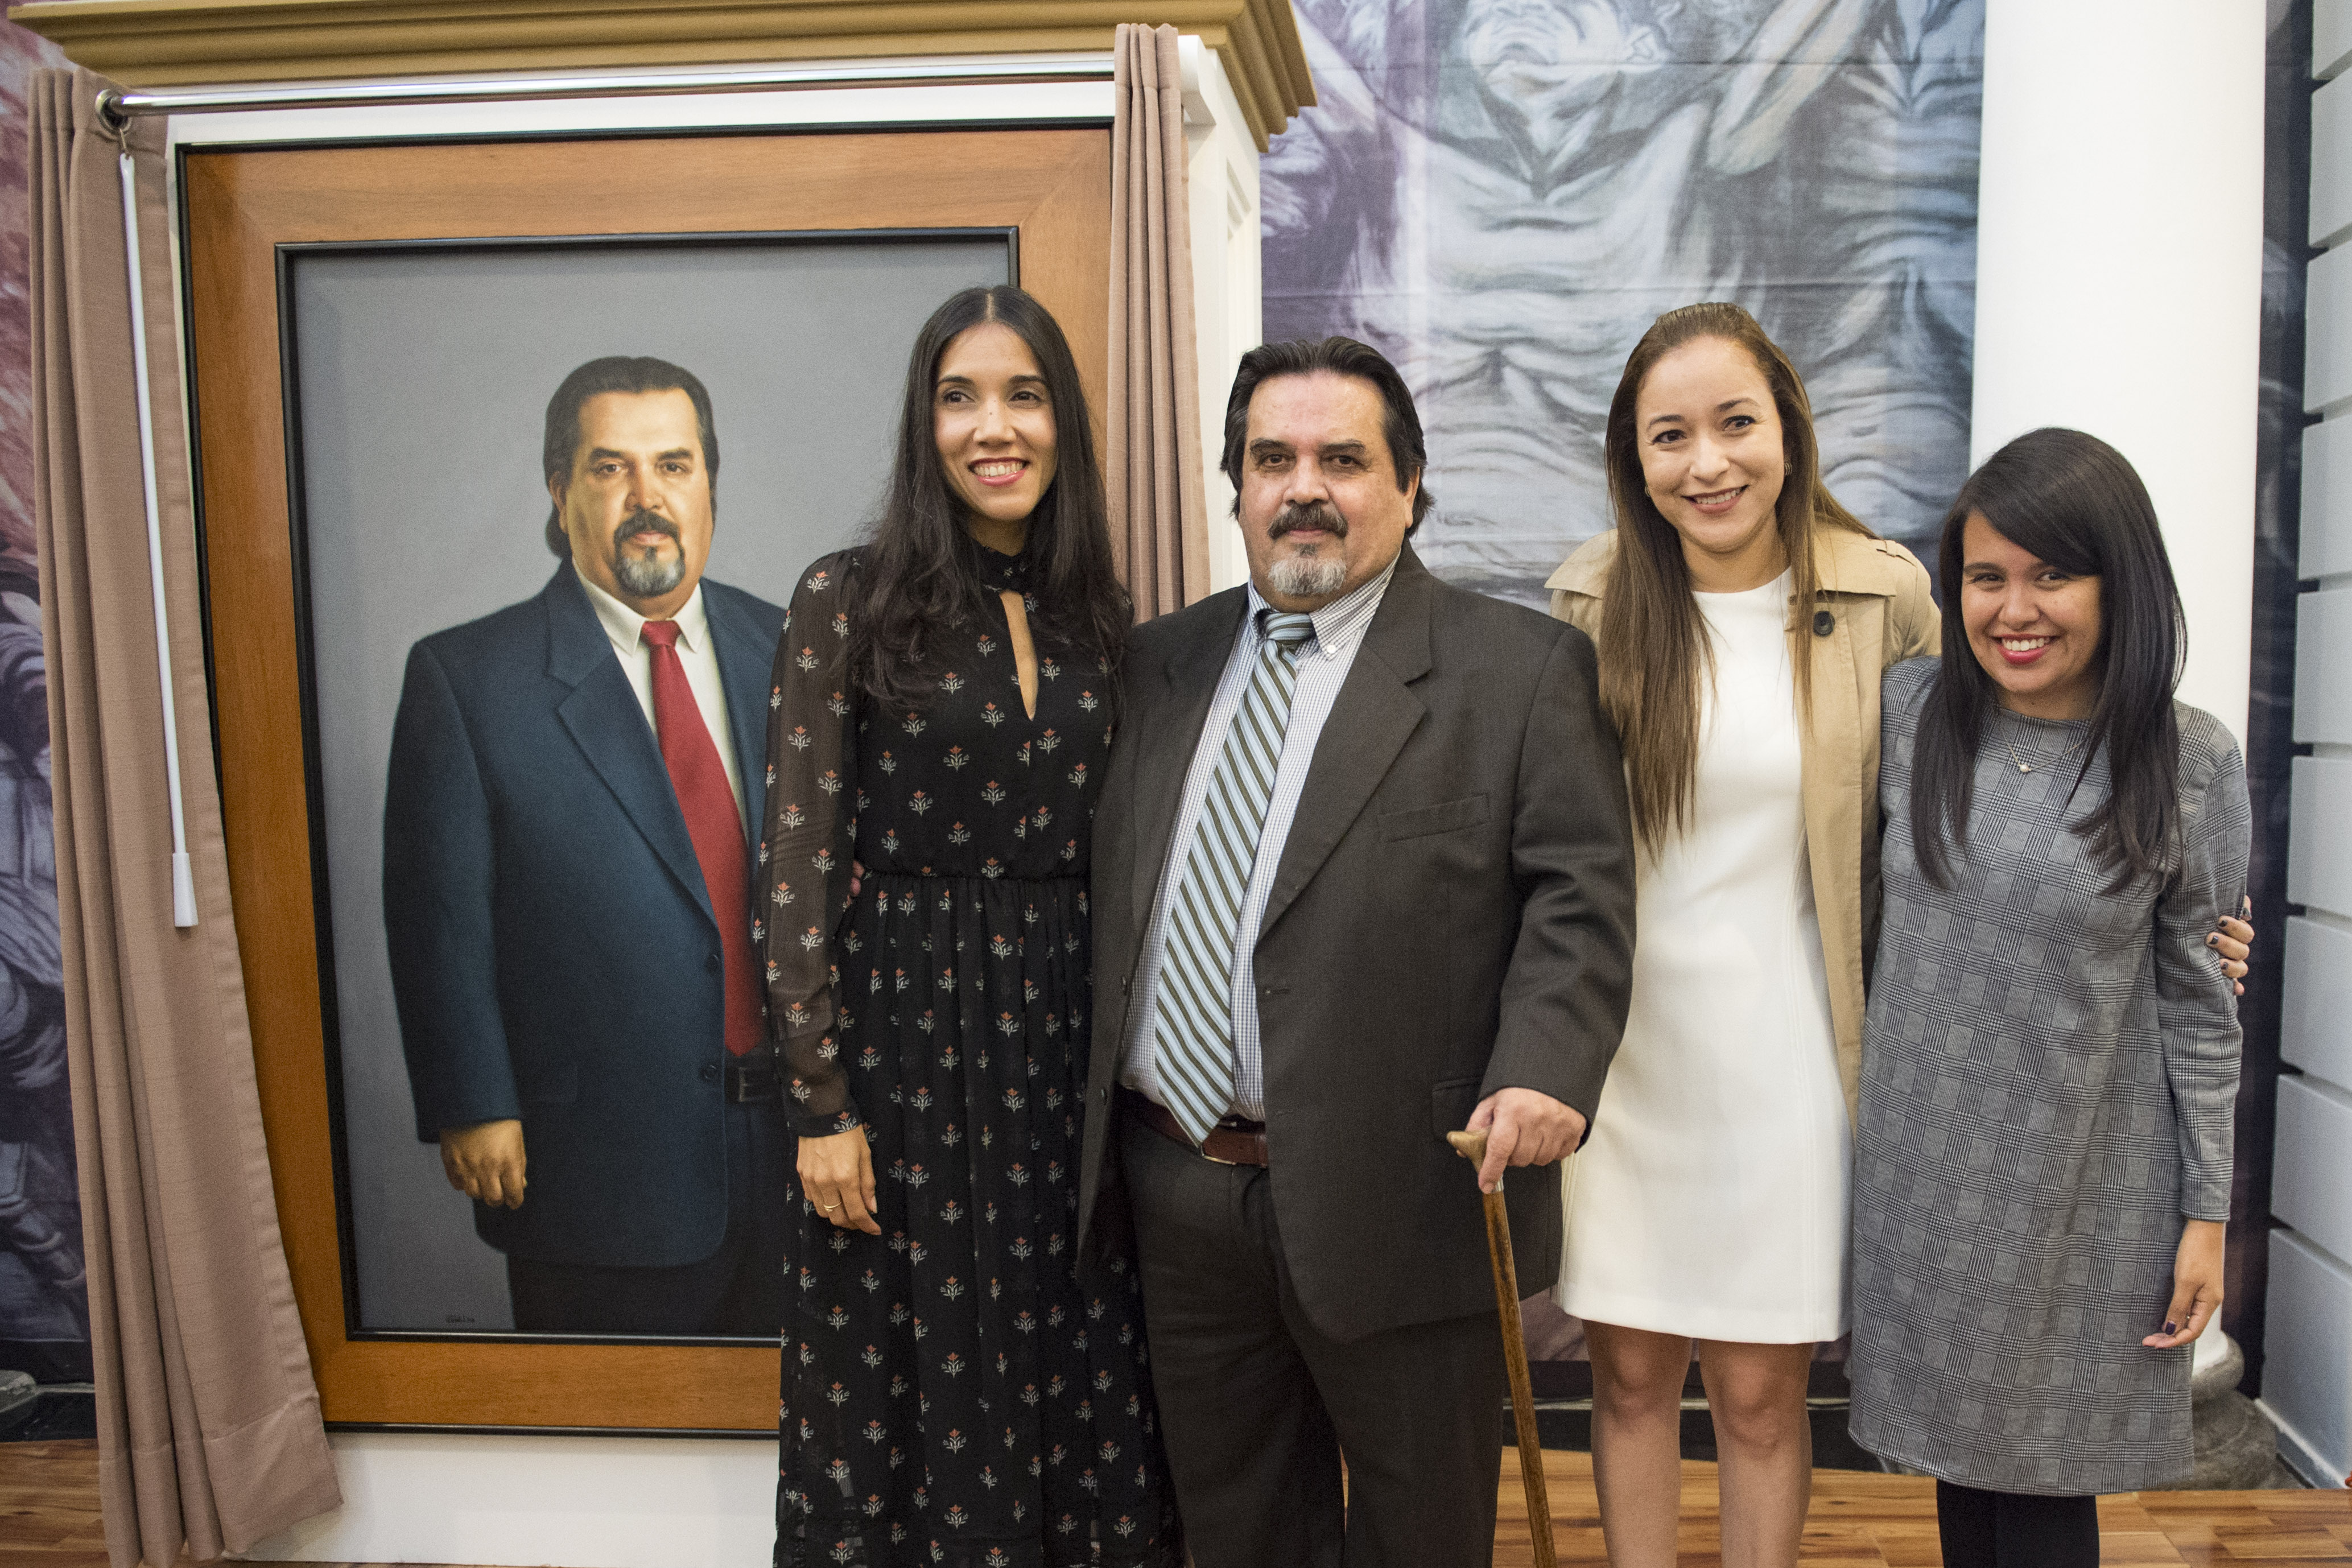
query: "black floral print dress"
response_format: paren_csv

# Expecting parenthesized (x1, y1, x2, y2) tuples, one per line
(761, 544, 1181, 1568)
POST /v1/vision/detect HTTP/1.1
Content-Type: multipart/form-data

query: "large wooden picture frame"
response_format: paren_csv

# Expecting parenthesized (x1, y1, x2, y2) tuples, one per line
(184, 127, 1110, 1430)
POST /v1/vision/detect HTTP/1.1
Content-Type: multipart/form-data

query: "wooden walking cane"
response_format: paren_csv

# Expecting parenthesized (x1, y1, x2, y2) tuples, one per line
(1447, 1129, 1557, 1568)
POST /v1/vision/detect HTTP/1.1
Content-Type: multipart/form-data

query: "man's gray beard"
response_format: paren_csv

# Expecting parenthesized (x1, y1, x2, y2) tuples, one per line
(1266, 552, 1347, 600)
(614, 545, 686, 599)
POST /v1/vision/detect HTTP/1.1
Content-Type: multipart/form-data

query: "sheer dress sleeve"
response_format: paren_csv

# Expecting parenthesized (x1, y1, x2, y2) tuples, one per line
(760, 551, 864, 1137)
(2152, 710, 2251, 1222)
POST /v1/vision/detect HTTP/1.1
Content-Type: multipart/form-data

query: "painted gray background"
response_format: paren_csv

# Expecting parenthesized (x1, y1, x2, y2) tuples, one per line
(1260, 0, 1985, 604)
(292, 238, 1008, 1333)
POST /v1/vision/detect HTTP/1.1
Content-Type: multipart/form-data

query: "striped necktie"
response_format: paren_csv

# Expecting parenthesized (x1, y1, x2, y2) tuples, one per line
(1152, 609, 1318, 1144)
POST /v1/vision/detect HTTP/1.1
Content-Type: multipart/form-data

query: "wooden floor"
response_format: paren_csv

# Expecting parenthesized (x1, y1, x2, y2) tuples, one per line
(3, 1440, 2346, 1565)
(1493, 1452, 2352, 1567)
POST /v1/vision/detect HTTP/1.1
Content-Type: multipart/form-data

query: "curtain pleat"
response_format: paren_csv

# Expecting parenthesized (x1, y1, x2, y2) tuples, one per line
(29, 67, 340, 1567)
(1107, 23, 1211, 620)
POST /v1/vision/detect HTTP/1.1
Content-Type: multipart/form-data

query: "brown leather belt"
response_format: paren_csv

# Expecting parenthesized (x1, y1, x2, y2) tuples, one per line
(1119, 1086, 1268, 1167)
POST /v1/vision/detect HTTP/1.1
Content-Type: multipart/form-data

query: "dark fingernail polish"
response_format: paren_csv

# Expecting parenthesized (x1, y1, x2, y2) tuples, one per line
(2163, 1321, 2177, 1335)
(2206, 934, 2218, 946)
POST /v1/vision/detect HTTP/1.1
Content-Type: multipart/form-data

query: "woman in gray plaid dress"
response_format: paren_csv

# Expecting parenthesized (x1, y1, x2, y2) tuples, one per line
(1848, 429, 2250, 1567)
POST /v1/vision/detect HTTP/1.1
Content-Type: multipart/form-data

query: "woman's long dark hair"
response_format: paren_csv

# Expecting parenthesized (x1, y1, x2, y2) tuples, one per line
(848, 285, 1129, 707)
(1910, 427, 2185, 891)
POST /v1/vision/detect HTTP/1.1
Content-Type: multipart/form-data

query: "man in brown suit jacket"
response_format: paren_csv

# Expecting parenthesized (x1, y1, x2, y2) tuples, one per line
(1075, 337, 1637, 1567)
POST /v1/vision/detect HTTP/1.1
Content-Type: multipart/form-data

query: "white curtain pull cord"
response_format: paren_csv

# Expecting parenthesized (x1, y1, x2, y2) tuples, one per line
(117, 151, 196, 929)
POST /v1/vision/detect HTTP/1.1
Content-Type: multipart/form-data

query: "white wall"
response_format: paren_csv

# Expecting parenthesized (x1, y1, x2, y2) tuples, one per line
(1179, 36, 1262, 595)
(1970, 0, 2266, 742)
(180, 55, 1265, 1564)
(238, 1433, 778, 1566)
(160, 63, 1116, 146)
(2263, 0, 2352, 1492)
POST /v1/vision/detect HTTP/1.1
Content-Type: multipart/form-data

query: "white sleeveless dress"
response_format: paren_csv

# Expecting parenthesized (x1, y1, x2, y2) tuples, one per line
(1554, 571, 1850, 1344)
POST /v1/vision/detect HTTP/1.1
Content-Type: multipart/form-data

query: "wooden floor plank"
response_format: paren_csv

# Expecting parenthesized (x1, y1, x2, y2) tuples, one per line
(2098, 1530, 2191, 1566)
(1491, 1454, 2352, 1568)
(5, 1439, 2347, 1566)
(2204, 1528, 2352, 1560)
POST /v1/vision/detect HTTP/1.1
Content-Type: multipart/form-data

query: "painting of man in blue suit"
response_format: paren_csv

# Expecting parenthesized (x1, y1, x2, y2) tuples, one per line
(382, 356, 788, 1336)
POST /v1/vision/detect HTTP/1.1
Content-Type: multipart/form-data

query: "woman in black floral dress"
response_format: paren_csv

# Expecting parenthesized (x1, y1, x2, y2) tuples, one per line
(762, 285, 1182, 1567)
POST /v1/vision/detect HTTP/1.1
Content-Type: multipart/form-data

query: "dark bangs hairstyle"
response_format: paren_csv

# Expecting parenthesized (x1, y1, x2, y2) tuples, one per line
(542, 355, 720, 554)
(1599, 302, 1873, 848)
(849, 284, 1129, 707)
(1910, 427, 2185, 891)
(1217, 336, 1434, 531)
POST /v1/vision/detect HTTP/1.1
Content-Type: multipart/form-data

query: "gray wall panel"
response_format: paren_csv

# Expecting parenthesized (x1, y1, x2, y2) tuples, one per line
(2307, 242, 2352, 411)
(2316, 69, 2352, 245)
(2283, 917, 2352, 1095)
(2288, 757, 2352, 917)
(2295, 588, 2352, 743)
(2263, 1228, 2352, 1482)
(2299, 416, 2352, 577)
(2275, 1075, 2352, 1265)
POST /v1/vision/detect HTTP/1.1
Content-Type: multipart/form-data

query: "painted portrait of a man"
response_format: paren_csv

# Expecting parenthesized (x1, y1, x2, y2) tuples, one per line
(275, 237, 1006, 1339)
(382, 357, 788, 1335)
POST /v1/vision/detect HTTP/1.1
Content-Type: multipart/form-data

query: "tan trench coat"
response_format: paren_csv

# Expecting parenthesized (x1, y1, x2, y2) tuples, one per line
(1546, 525, 1939, 1122)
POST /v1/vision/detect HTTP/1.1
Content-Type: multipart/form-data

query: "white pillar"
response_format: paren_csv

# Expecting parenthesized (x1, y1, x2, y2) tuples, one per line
(1179, 35, 1262, 596)
(1970, 0, 2266, 741)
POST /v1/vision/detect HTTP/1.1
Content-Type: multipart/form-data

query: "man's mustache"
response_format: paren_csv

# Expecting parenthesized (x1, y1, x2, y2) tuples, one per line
(1269, 501, 1347, 540)
(613, 510, 680, 554)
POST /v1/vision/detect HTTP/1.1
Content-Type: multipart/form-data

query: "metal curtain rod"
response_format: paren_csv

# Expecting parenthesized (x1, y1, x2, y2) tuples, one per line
(95, 55, 1117, 129)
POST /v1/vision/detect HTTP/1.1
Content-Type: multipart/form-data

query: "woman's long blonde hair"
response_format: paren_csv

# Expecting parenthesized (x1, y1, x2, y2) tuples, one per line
(1598, 302, 1874, 849)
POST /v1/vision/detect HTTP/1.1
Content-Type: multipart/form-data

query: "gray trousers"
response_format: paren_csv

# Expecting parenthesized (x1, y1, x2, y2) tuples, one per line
(1119, 1117, 1507, 1568)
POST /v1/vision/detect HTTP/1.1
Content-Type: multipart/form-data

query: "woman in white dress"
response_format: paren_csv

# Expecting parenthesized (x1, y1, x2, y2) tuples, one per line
(1546, 302, 1937, 1566)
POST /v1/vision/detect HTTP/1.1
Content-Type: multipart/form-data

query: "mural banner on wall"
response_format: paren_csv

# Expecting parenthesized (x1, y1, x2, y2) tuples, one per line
(0, 19, 83, 1389)
(1261, 0, 1984, 604)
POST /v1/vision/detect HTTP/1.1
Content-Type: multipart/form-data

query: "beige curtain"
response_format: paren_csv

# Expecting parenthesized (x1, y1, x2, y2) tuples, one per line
(31, 68, 340, 1567)
(1107, 22, 1211, 620)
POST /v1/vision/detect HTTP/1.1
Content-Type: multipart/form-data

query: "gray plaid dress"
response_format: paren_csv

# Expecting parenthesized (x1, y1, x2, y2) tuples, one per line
(1847, 657, 2247, 1494)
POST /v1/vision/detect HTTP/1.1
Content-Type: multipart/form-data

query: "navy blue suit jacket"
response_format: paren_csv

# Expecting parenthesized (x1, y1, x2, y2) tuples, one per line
(383, 563, 787, 1268)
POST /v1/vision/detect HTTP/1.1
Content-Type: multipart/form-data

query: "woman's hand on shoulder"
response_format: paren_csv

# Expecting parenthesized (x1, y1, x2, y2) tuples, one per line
(2209, 896, 2253, 997)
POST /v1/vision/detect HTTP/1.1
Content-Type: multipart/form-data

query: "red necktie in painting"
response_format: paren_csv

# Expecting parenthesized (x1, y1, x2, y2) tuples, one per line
(639, 619, 762, 1057)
